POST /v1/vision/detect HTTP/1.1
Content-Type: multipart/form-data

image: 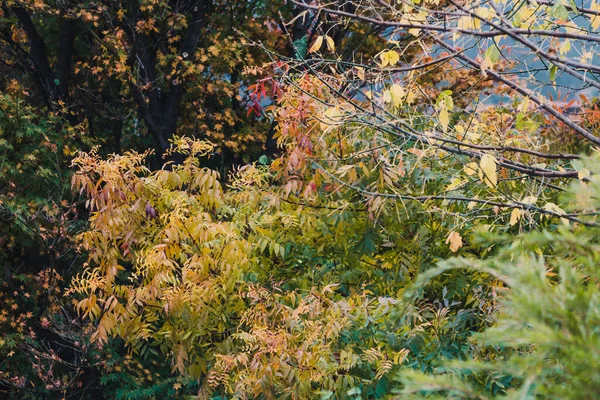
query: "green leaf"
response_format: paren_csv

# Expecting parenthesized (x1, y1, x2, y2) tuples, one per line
(347, 387, 361, 396)
(318, 390, 334, 400)
(485, 45, 500, 64)
(549, 64, 558, 82)
(571, 160, 584, 171)
(551, 3, 569, 19)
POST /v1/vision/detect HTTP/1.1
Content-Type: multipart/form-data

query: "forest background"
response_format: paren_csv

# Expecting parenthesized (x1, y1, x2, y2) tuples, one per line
(0, 0, 599, 398)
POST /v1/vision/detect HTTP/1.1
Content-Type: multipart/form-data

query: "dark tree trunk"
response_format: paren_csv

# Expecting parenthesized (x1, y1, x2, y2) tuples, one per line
(56, 17, 77, 99)
(12, 6, 77, 120)
(12, 7, 55, 99)
(128, 0, 210, 163)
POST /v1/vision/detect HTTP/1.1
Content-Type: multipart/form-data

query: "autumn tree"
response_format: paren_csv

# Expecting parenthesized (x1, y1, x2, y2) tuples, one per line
(69, 137, 493, 398)
(269, 0, 600, 238)
(0, 0, 299, 161)
(0, 1, 299, 396)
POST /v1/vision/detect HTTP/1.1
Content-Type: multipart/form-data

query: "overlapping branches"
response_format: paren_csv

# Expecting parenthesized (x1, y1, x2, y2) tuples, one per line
(289, 0, 600, 144)
(262, 0, 600, 226)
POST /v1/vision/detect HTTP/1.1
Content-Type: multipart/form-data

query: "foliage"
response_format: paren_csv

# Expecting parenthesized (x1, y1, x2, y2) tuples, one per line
(0, 269, 106, 398)
(66, 137, 502, 398)
(2, 0, 600, 398)
(396, 155, 600, 399)
(0, 89, 83, 272)
(0, 0, 291, 163)
(0, 85, 93, 398)
(272, 0, 600, 233)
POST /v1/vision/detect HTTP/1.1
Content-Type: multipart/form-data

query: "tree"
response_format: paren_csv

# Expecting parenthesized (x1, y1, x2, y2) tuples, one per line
(64, 0, 600, 397)
(272, 0, 600, 232)
(67, 137, 501, 397)
(0, 0, 291, 162)
(0, 1, 297, 397)
(397, 155, 600, 399)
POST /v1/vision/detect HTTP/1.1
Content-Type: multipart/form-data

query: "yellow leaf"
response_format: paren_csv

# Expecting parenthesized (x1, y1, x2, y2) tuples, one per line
(439, 108, 449, 132)
(387, 50, 400, 66)
(578, 168, 590, 180)
(543, 202, 569, 225)
(383, 90, 392, 104)
(458, 16, 474, 31)
(477, 6, 491, 20)
(320, 106, 343, 130)
(409, 27, 421, 36)
(509, 208, 522, 226)
(559, 40, 571, 56)
(592, 15, 600, 31)
(591, 2, 600, 30)
(325, 35, 335, 52)
(408, 12, 427, 36)
(479, 154, 498, 188)
(445, 231, 463, 252)
(405, 89, 416, 104)
(379, 51, 389, 67)
(355, 67, 365, 80)
(467, 198, 478, 210)
(446, 178, 465, 191)
(309, 35, 324, 53)
(390, 84, 405, 107)
(463, 162, 478, 176)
